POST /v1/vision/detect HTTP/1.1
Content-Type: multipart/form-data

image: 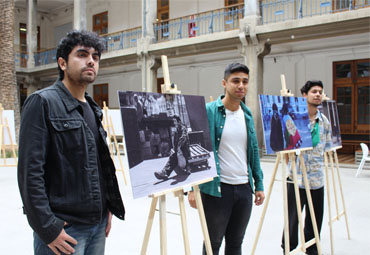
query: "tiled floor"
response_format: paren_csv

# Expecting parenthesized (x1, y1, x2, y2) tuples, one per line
(2, 158, 369, 254)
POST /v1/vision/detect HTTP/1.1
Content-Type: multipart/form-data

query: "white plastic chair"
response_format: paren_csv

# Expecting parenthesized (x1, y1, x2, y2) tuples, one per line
(356, 143, 370, 177)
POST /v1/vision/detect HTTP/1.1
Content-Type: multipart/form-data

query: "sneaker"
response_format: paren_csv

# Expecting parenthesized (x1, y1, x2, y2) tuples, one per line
(154, 170, 168, 180)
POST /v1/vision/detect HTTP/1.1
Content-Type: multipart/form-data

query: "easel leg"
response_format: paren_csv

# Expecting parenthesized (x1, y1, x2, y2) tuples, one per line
(251, 153, 281, 255)
(300, 154, 322, 255)
(159, 195, 167, 255)
(333, 151, 351, 240)
(282, 155, 290, 255)
(329, 151, 340, 218)
(141, 196, 159, 255)
(193, 185, 213, 255)
(290, 153, 306, 253)
(175, 191, 191, 255)
(324, 152, 334, 255)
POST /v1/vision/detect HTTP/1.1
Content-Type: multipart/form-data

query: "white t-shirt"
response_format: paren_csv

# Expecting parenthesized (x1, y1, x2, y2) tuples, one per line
(218, 106, 249, 184)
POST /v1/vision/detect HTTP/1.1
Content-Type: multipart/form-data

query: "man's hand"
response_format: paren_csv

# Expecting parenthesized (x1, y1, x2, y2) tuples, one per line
(254, 191, 265, 206)
(48, 228, 77, 255)
(106, 211, 113, 237)
(187, 191, 197, 209)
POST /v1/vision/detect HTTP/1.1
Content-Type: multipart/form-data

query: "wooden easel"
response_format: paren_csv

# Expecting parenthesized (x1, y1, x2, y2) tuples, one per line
(322, 96, 350, 255)
(0, 104, 17, 167)
(251, 75, 322, 255)
(140, 55, 213, 255)
(102, 102, 128, 185)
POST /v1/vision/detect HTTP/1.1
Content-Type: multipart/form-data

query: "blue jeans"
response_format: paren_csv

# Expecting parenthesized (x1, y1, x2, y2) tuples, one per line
(201, 182, 253, 255)
(34, 215, 108, 255)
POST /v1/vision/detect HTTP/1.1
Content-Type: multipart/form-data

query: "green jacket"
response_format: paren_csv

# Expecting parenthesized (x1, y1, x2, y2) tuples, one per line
(200, 96, 264, 197)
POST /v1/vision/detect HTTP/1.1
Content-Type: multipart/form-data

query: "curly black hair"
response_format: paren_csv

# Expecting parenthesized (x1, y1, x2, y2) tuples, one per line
(56, 30, 105, 80)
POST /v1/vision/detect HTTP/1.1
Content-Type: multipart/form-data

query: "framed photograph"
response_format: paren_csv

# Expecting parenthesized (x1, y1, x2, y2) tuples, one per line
(318, 100, 342, 147)
(118, 91, 217, 199)
(259, 95, 313, 155)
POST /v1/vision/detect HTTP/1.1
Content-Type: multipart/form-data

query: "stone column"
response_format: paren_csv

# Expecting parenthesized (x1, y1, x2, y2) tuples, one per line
(137, 0, 158, 92)
(244, 0, 260, 16)
(239, 16, 271, 152)
(0, 0, 21, 138)
(74, 0, 87, 30)
(27, 0, 37, 68)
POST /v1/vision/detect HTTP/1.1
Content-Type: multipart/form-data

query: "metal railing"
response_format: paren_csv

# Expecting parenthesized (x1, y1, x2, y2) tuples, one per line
(14, 27, 142, 68)
(34, 48, 57, 66)
(153, 3, 244, 43)
(15, 51, 28, 68)
(260, 0, 370, 24)
(100, 26, 142, 52)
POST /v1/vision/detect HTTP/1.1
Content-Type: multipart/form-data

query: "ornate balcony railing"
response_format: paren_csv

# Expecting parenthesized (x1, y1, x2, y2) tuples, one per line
(153, 3, 244, 43)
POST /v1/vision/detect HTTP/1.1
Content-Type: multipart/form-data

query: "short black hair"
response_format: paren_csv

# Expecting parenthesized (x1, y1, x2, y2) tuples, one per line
(300, 80, 324, 95)
(224, 62, 249, 80)
(56, 30, 105, 80)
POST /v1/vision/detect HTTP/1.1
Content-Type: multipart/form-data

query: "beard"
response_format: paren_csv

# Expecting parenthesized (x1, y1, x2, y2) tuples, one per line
(65, 68, 96, 85)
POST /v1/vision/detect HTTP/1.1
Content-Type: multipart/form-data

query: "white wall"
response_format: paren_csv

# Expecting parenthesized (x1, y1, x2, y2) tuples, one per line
(170, 0, 224, 19)
(87, 0, 141, 33)
(263, 33, 370, 99)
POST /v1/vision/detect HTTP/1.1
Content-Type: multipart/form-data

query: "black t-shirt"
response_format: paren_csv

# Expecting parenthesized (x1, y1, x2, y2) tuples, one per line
(78, 100, 107, 218)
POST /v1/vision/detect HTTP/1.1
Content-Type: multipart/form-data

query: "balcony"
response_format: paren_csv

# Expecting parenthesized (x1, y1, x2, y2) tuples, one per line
(260, 0, 370, 24)
(153, 3, 244, 43)
(14, 0, 369, 69)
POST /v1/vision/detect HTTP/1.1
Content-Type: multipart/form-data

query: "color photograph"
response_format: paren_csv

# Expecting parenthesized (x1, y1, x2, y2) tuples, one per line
(118, 91, 217, 198)
(319, 100, 342, 147)
(259, 95, 313, 155)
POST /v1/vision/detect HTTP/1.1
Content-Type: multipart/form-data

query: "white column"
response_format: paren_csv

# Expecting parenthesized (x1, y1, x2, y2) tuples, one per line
(74, 0, 86, 30)
(239, 18, 270, 150)
(244, 0, 260, 17)
(138, 0, 158, 92)
(27, 0, 37, 68)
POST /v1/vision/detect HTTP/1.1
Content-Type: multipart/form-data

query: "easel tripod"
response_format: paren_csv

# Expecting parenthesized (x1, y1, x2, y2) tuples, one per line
(251, 75, 322, 255)
(140, 55, 213, 255)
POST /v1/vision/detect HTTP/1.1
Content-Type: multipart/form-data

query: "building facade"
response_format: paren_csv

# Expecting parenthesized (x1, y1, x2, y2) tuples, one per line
(13, 0, 370, 154)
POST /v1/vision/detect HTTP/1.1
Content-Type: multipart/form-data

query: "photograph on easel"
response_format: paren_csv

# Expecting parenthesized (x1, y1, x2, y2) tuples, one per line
(318, 100, 342, 147)
(118, 91, 217, 198)
(259, 95, 313, 155)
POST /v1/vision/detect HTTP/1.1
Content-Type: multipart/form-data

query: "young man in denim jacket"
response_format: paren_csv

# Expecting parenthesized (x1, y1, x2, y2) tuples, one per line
(18, 30, 125, 255)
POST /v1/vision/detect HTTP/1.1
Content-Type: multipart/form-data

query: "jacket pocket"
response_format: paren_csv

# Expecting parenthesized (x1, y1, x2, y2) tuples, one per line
(50, 119, 84, 152)
(51, 119, 82, 131)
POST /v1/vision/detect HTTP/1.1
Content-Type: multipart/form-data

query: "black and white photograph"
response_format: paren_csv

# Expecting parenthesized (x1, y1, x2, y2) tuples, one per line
(118, 91, 217, 198)
(319, 100, 342, 147)
(259, 95, 313, 155)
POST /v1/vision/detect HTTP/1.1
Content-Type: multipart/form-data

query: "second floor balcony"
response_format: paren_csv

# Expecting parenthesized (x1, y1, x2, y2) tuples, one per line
(15, 0, 369, 69)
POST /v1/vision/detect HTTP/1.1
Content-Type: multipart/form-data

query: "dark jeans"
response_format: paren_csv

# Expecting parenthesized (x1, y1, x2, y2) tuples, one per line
(282, 182, 324, 255)
(34, 214, 108, 255)
(201, 182, 253, 255)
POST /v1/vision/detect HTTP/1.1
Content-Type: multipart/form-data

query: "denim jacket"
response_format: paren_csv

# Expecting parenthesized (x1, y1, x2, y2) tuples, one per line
(199, 96, 264, 197)
(17, 80, 125, 245)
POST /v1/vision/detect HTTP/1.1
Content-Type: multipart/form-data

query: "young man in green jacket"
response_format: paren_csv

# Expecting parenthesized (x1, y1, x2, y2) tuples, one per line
(188, 62, 265, 255)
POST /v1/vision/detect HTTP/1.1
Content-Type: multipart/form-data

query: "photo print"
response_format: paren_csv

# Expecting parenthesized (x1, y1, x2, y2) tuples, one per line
(259, 95, 313, 155)
(118, 91, 217, 198)
(318, 100, 342, 147)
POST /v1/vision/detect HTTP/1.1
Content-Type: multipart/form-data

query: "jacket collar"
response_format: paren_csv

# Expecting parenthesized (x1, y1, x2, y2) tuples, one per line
(216, 95, 252, 120)
(54, 79, 103, 120)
